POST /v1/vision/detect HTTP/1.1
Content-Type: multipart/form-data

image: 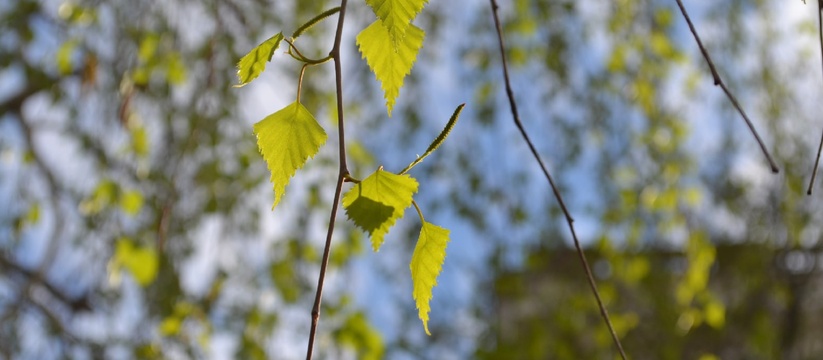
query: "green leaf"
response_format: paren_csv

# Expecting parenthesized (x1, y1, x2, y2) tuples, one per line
(342, 168, 418, 251)
(356, 20, 424, 116)
(80, 179, 118, 215)
(129, 121, 148, 157)
(336, 311, 385, 360)
(400, 104, 465, 174)
(165, 52, 187, 85)
(365, 0, 428, 43)
(235, 32, 284, 87)
(138, 34, 159, 62)
(159, 316, 182, 336)
(114, 238, 158, 286)
(56, 39, 79, 75)
(410, 221, 449, 335)
(119, 189, 144, 216)
(254, 102, 327, 209)
(25, 202, 40, 225)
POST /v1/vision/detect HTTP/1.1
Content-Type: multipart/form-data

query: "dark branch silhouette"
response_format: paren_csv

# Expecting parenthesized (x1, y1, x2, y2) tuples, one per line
(487, 1, 628, 359)
(674, 0, 779, 174)
(807, 0, 823, 195)
(306, 1, 350, 358)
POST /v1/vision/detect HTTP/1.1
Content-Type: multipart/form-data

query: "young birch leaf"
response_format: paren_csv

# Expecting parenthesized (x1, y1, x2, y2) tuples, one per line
(254, 102, 327, 209)
(365, 0, 428, 43)
(410, 221, 449, 335)
(356, 20, 424, 116)
(235, 32, 284, 87)
(342, 168, 418, 251)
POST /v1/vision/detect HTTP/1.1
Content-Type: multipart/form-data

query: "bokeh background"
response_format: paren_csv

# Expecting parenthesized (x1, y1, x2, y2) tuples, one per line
(2, 0, 823, 359)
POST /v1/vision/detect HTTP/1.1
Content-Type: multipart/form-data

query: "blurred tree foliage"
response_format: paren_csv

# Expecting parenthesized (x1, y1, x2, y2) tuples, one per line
(1, 0, 380, 358)
(1, 0, 822, 359)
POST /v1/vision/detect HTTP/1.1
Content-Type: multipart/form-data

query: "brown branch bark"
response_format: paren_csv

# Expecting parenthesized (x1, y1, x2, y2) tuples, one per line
(674, 0, 779, 174)
(306, 0, 350, 358)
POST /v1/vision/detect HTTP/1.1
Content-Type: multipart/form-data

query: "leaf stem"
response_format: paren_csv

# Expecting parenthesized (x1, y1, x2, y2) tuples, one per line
(286, 39, 333, 65)
(297, 64, 307, 104)
(488, 1, 628, 359)
(411, 199, 425, 223)
(807, 0, 823, 195)
(674, 0, 779, 173)
(306, 0, 349, 359)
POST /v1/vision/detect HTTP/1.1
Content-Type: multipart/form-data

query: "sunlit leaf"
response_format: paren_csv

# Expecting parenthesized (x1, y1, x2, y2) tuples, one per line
(56, 39, 79, 75)
(335, 311, 385, 360)
(271, 260, 300, 303)
(114, 238, 158, 286)
(25, 202, 40, 225)
(356, 20, 424, 116)
(159, 302, 194, 336)
(704, 297, 725, 329)
(119, 189, 144, 216)
(165, 52, 187, 85)
(236, 32, 284, 87)
(342, 168, 418, 251)
(129, 120, 148, 157)
(254, 102, 327, 208)
(80, 179, 117, 215)
(58, 2, 97, 25)
(159, 316, 182, 336)
(138, 34, 159, 62)
(364, 0, 428, 44)
(410, 221, 449, 335)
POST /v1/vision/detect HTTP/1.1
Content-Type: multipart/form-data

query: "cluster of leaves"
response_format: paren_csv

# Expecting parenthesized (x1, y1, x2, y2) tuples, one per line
(235, 0, 460, 335)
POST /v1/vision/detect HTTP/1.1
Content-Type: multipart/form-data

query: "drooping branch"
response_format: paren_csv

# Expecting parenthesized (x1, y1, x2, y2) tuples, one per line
(487, 1, 628, 359)
(807, 0, 823, 195)
(674, 0, 779, 173)
(306, 0, 350, 358)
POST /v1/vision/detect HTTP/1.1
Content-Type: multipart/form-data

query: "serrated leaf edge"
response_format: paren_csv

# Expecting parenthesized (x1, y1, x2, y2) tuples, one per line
(410, 221, 449, 335)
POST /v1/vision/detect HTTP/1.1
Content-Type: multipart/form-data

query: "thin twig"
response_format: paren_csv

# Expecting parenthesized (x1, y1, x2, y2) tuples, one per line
(286, 38, 334, 65)
(487, 1, 628, 359)
(807, 0, 823, 195)
(297, 64, 308, 104)
(674, 0, 779, 173)
(306, 0, 349, 358)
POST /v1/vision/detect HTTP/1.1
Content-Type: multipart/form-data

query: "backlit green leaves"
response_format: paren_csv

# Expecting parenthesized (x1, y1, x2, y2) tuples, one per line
(410, 221, 449, 335)
(365, 0, 428, 44)
(358, 0, 429, 116)
(341, 170, 448, 336)
(357, 22, 424, 116)
(341, 106, 464, 334)
(236, 32, 284, 87)
(254, 102, 327, 208)
(235, 5, 454, 339)
(343, 168, 418, 251)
